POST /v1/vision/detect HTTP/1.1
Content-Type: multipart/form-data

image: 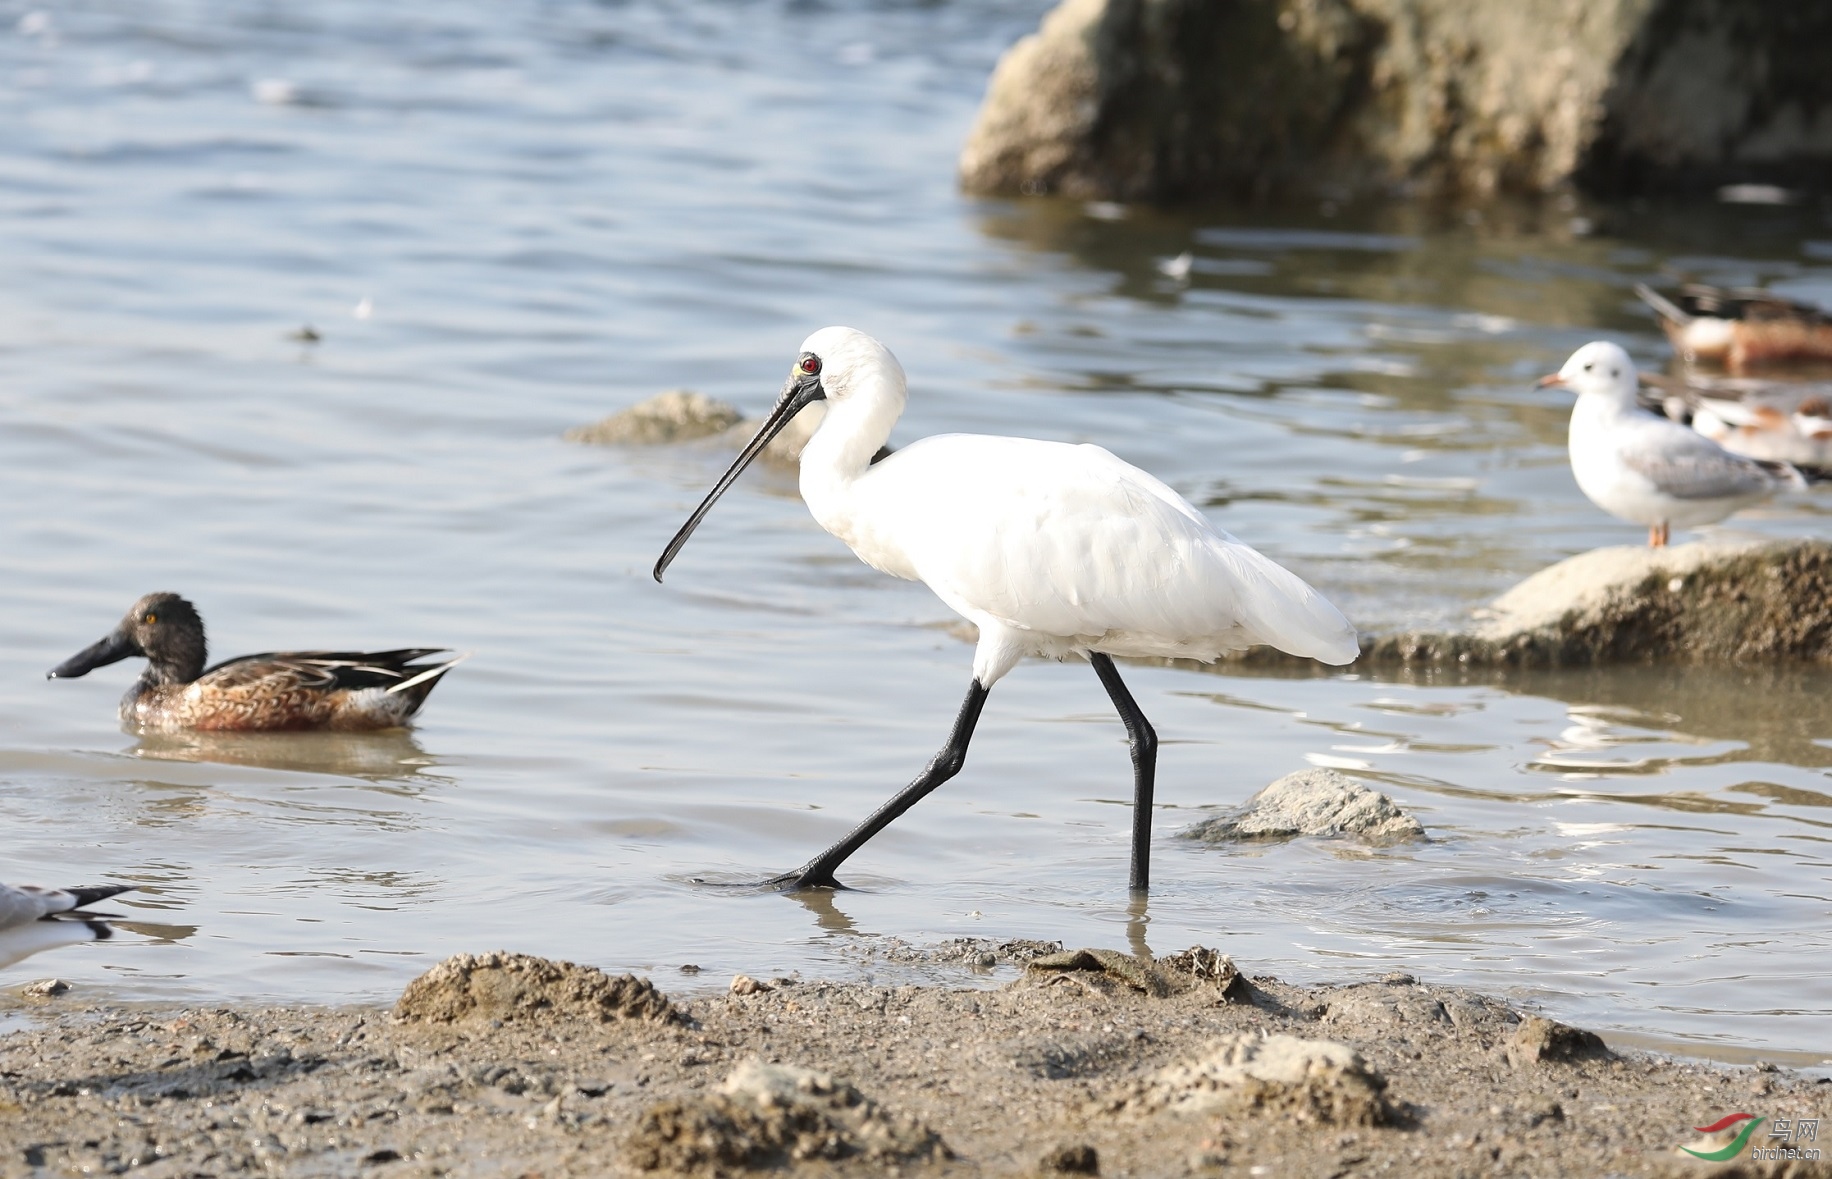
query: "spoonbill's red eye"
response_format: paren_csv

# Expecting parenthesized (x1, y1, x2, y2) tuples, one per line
(800, 355, 821, 375)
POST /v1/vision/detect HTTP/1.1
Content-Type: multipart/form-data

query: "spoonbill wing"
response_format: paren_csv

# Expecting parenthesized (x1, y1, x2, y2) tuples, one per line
(856, 435, 1357, 665)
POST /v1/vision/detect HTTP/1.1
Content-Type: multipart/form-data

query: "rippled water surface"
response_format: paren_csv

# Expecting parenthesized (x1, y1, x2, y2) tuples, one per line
(4, 0, 1831, 1067)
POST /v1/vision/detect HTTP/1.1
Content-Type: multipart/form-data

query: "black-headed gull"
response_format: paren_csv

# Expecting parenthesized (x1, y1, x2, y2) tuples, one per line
(1543, 341, 1805, 547)
(0, 883, 133, 970)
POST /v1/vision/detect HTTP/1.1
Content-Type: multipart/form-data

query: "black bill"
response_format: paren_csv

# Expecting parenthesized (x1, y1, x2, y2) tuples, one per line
(652, 366, 824, 582)
(47, 629, 136, 679)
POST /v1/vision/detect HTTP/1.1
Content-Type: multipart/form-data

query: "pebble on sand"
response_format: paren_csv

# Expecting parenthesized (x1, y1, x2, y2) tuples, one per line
(624, 1058, 950, 1173)
(394, 950, 684, 1027)
(1181, 768, 1425, 846)
(1127, 1032, 1394, 1126)
(1505, 1015, 1612, 1068)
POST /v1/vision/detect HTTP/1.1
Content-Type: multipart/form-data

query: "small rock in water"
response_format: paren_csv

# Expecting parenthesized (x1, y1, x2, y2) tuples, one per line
(566, 389, 744, 445)
(1182, 769, 1424, 845)
(23, 978, 70, 997)
(568, 391, 869, 466)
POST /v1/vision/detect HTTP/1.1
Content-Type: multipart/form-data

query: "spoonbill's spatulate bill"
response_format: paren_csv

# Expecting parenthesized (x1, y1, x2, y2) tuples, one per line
(1545, 341, 1805, 548)
(655, 327, 1360, 892)
(0, 883, 133, 970)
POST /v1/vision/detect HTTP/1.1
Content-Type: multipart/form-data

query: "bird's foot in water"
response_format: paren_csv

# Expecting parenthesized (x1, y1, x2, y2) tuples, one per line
(761, 861, 844, 891)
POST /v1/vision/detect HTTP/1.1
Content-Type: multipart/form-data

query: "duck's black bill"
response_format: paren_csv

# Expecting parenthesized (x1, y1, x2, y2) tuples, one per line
(652, 370, 824, 583)
(47, 630, 135, 679)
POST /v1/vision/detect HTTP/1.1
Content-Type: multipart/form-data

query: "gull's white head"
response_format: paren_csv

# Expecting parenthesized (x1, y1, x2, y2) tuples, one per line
(796, 326, 906, 404)
(1540, 340, 1638, 404)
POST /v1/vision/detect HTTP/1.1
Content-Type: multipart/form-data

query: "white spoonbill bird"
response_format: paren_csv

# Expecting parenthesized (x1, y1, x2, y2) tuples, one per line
(1543, 341, 1805, 547)
(0, 883, 133, 970)
(655, 328, 1360, 892)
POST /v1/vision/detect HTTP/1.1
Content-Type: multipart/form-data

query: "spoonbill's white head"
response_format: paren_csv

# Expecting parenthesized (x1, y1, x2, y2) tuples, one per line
(654, 327, 904, 582)
(1538, 340, 1639, 406)
(796, 326, 905, 407)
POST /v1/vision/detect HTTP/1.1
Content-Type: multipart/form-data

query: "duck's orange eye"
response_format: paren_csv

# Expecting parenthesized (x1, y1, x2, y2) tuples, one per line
(144, 613, 157, 624)
(800, 355, 821, 375)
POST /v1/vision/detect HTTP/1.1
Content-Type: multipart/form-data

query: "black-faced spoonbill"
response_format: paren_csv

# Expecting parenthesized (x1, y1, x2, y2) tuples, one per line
(0, 883, 133, 970)
(1543, 341, 1804, 547)
(655, 327, 1360, 892)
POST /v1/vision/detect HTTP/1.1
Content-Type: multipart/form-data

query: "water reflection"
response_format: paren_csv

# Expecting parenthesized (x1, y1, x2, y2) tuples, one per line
(1367, 663, 1832, 771)
(130, 730, 448, 788)
(790, 887, 860, 937)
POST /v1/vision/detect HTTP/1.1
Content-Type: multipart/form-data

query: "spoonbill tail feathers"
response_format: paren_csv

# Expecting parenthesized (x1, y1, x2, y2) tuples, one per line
(656, 327, 1358, 892)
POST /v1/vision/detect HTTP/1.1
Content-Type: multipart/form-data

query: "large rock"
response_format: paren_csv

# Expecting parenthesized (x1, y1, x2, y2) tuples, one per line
(1364, 535, 1832, 666)
(959, 0, 1832, 203)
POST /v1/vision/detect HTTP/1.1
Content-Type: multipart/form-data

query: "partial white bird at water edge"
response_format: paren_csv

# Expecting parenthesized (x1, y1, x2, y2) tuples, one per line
(0, 883, 133, 970)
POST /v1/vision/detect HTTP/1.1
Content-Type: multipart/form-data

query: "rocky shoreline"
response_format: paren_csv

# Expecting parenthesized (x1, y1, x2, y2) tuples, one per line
(3, 947, 1826, 1177)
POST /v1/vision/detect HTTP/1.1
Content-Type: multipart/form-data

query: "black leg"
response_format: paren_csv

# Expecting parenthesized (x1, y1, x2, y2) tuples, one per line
(1090, 652, 1158, 893)
(770, 677, 990, 890)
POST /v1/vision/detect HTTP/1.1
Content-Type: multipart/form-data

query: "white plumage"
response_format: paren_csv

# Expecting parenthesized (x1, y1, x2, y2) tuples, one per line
(1546, 341, 1803, 547)
(655, 327, 1357, 892)
(0, 883, 131, 970)
(787, 328, 1359, 683)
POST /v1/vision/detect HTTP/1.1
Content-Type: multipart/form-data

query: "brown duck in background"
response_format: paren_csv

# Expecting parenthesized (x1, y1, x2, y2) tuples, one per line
(1641, 372, 1832, 470)
(1636, 283, 1832, 371)
(47, 592, 465, 732)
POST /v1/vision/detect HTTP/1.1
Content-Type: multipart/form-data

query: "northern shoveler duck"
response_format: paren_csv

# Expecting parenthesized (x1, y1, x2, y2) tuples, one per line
(1636, 282, 1832, 371)
(47, 593, 465, 732)
(0, 883, 132, 970)
(1545, 342, 1804, 548)
(1642, 373, 1832, 470)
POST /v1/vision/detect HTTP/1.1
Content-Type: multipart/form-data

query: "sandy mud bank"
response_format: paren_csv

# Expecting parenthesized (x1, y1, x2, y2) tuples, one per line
(3, 946, 1827, 1177)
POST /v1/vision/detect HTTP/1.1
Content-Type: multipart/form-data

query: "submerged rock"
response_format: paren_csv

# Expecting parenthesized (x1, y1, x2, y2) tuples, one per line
(394, 951, 683, 1026)
(1183, 769, 1425, 845)
(1364, 536, 1832, 667)
(960, 0, 1832, 203)
(566, 390, 835, 465)
(625, 1059, 949, 1173)
(566, 389, 744, 445)
(1128, 1033, 1393, 1125)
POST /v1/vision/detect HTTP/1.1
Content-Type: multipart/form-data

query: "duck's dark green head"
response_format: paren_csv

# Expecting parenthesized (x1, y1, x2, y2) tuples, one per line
(48, 592, 208, 686)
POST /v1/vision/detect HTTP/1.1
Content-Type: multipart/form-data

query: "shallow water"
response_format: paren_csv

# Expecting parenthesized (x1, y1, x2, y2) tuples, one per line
(3, 0, 1830, 1067)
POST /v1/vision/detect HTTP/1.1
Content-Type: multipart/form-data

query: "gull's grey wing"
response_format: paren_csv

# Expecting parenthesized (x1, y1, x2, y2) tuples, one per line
(1617, 419, 1779, 500)
(0, 886, 53, 930)
(0, 883, 131, 931)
